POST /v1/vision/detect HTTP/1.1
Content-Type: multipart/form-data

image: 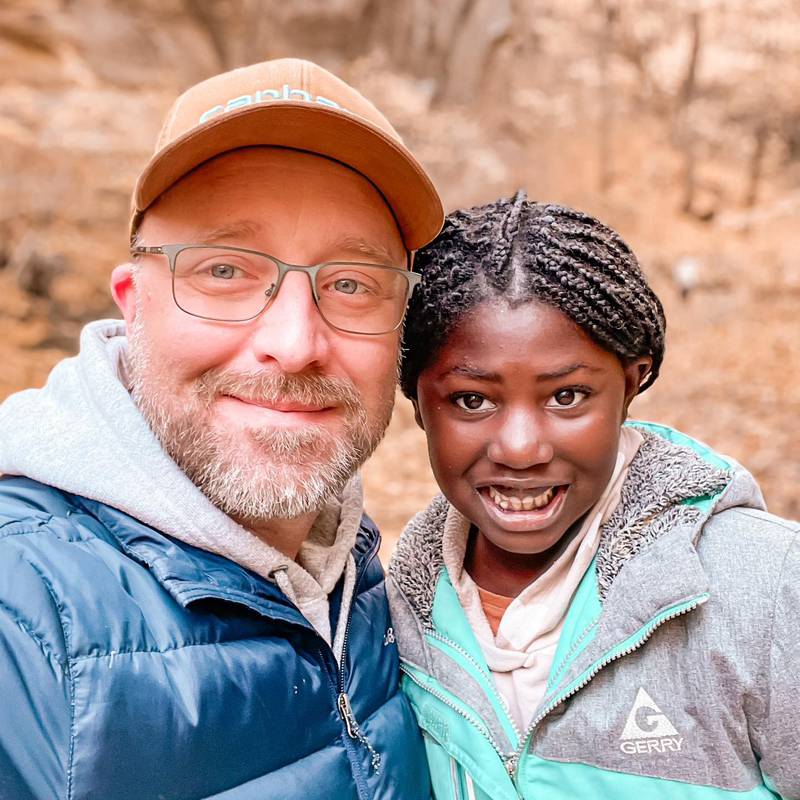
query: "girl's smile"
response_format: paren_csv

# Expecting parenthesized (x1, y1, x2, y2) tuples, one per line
(478, 482, 568, 531)
(414, 299, 649, 592)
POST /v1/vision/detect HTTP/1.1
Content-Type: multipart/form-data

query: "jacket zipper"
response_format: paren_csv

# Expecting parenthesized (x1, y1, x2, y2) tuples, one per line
(506, 594, 708, 780)
(427, 630, 524, 746)
(336, 547, 382, 774)
(406, 595, 706, 786)
(400, 664, 516, 769)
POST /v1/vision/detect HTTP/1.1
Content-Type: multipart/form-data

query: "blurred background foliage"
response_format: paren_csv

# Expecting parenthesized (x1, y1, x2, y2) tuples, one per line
(1, 0, 798, 550)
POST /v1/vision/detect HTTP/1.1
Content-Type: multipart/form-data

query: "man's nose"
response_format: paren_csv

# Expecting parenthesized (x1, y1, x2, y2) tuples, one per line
(486, 408, 554, 469)
(248, 270, 332, 373)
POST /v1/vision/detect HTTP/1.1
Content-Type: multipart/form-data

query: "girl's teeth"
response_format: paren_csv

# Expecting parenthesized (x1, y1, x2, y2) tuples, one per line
(488, 485, 557, 511)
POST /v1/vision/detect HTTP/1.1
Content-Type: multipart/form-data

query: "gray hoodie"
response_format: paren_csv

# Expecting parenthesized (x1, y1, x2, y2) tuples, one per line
(0, 319, 365, 645)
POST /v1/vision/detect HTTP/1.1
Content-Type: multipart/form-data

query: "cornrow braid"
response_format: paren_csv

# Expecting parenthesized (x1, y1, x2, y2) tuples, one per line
(400, 192, 666, 399)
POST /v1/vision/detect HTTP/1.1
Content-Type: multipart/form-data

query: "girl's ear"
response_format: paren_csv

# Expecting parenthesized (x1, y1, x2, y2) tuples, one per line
(622, 356, 653, 419)
(411, 398, 425, 430)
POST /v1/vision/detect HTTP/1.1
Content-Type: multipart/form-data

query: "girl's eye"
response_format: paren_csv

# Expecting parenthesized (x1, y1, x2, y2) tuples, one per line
(546, 389, 588, 409)
(453, 393, 496, 413)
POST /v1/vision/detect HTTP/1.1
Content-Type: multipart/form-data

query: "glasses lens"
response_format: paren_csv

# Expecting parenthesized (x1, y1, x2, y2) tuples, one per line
(315, 263, 411, 334)
(173, 247, 279, 321)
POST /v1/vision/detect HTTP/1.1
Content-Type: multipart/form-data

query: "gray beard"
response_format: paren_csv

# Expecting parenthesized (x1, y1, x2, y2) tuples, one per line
(126, 319, 393, 521)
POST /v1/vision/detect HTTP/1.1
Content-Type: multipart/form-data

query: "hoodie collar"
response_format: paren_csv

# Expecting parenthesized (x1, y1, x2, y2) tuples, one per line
(74, 490, 379, 633)
(0, 319, 369, 642)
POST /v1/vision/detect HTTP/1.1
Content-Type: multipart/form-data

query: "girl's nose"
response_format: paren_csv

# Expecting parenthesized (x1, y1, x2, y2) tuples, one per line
(486, 409, 554, 469)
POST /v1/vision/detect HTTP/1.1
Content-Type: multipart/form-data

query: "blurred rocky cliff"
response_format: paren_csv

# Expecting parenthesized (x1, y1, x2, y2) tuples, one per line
(1, 0, 798, 536)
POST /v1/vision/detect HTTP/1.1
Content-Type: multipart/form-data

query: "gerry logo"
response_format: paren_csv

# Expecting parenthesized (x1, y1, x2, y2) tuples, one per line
(619, 687, 684, 755)
(199, 85, 343, 124)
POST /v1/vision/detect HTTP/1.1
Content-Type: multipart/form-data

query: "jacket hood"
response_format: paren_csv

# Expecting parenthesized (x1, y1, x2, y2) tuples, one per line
(390, 423, 767, 628)
(0, 319, 365, 642)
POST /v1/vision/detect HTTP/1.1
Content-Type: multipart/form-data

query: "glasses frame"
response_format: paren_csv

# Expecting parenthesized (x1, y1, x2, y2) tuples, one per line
(130, 243, 420, 335)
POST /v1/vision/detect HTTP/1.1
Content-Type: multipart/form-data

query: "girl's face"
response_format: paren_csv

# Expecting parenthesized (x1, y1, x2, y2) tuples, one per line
(414, 300, 650, 557)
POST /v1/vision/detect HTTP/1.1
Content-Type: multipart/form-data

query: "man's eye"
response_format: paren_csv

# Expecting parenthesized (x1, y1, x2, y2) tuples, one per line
(210, 263, 239, 279)
(547, 389, 588, 408)
(453, 393, 495, 412)
(333, 278, 363, 295)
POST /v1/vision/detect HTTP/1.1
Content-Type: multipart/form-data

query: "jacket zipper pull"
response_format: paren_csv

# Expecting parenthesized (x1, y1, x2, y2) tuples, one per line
(505, 752, 520, 776)
(337, 691, 382, 773)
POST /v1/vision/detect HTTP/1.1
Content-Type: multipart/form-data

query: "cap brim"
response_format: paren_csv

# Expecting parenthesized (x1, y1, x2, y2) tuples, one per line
(133, 102, 443, 251)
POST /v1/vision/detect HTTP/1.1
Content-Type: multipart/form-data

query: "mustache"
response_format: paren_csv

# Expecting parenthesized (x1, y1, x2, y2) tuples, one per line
(194, 369, 364, 414)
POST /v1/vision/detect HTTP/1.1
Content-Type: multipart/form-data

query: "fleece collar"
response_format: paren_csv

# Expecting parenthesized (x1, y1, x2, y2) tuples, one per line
(389, 425, 765, 629)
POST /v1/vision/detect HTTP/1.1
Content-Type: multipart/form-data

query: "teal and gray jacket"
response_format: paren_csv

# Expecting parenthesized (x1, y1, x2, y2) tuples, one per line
(388, 423, 800, 799)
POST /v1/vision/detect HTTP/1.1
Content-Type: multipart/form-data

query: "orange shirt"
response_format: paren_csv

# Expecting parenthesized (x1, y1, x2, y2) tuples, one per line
(476, 585, 515, 635)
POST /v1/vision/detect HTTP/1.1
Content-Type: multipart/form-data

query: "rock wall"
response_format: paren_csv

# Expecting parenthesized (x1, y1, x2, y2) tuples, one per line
(1, 0, 798, 532)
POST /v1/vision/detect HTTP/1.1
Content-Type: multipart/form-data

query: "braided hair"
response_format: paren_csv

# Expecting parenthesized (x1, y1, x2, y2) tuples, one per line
(400, 191, 666, 398)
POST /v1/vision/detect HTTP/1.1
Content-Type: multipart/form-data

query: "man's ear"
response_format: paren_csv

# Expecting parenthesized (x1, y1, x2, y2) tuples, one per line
(110, 263, 137, 325)
(621, 356, 653, 420)
(411, 397, 424, 430)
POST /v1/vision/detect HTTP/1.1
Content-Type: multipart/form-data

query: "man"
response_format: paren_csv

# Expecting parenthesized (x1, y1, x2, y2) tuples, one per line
(0, 59, 443, 799)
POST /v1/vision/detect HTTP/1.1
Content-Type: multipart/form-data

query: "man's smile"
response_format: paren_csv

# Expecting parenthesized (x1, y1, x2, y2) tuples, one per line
(217, 394, 339, 426)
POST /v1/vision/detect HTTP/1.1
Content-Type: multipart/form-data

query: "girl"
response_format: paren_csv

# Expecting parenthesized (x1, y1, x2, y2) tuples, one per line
(388, 193, 800, 799)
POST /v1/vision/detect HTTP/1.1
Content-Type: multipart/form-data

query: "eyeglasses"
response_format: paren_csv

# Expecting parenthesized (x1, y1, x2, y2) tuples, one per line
(130, 243, 421, 335)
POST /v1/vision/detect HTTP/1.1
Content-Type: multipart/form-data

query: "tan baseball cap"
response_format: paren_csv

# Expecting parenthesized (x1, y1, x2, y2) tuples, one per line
(132, 58, 444, 251)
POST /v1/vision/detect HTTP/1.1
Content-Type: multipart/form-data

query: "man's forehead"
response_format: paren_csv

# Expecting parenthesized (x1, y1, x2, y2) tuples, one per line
(171, 219, 403, 265)
(136, 149, 407, 260)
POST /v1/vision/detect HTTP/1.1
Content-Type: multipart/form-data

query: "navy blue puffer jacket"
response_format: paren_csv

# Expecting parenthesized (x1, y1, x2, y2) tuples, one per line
(0, 476, 430, 800)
